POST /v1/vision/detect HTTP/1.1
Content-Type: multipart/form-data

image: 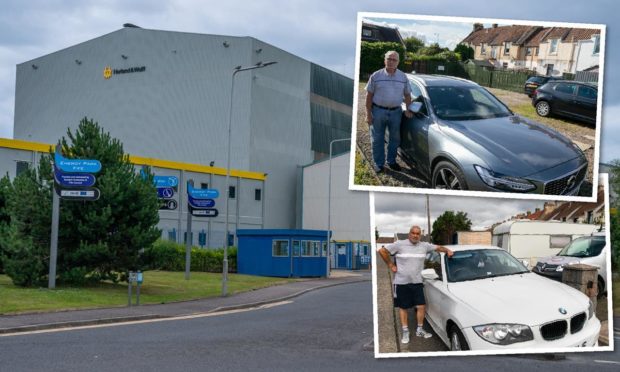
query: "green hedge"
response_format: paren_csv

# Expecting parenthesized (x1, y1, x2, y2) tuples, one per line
(359, 41, 406, 78)
(141, 239, 237, 273)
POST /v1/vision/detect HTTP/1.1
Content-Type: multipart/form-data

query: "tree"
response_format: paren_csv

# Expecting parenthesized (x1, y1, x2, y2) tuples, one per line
(359, 41, 406, 77)
(454, 44, 474, 61)
(403, 36, 425, 54)
(3, 118, 161, 286)
(418, 42, 447, 56)
(431, 211, 472, 245)
(0, 175, 14, 274)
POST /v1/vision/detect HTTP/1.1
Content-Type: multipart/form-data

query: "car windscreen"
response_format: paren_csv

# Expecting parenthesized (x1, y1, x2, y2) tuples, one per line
(527, 77, 544, 84)
(557, 236, 606, 258)
(445, 249, 529, 283)
(426, 86, 512, 121)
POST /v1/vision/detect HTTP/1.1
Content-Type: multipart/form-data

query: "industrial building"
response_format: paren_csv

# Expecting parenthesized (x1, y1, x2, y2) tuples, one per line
(3, 25, 370, 265)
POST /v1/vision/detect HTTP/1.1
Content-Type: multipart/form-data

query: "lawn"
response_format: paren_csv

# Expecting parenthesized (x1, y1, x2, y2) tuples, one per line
(0, 272, 297, 315)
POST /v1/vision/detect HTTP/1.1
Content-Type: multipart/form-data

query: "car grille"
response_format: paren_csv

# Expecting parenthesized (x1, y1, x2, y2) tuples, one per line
(543, 165, 587, 195)
(540, 320, 567, 340)
(535, 262, 558, 272)
(571, 312, 587, 334)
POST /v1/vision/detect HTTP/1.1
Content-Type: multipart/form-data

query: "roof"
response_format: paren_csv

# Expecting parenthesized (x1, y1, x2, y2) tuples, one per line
(463, 25, 600, 47)
(361, 21, 404, 45)
(376, 237, 395, 244)
(407, 73, 478, 88)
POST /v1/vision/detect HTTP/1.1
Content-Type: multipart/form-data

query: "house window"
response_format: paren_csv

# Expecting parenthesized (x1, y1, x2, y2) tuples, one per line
(502, 62, 508, 69)
(504, 42, 511, 55)
(550, 235, 571, 249)
(272, 239, 289, 257)
(490, 46, 497, 59)
(200, 182, 208, 189)
(526, 47, 532, 56)
(362, 28, 373, 38)
(228, 185, 236, 199)
(481, 43, 486, 55)
(16, 161, 30, 176)
(549, 39, 559, 54)
(255, 188, 261, 201)
(593, 35, 600, 54)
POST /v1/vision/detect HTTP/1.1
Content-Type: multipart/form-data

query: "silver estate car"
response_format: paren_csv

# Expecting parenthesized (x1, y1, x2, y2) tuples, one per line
(400, 75, 587, 195)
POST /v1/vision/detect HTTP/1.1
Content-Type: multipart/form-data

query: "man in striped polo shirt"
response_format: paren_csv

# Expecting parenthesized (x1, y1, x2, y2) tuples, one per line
(378, 225, 453, 344)
(365, 50, 413, 173)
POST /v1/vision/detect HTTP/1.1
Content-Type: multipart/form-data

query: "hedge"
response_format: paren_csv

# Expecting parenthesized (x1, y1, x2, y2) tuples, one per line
(359, 41, 406, 78)
(141, 239, 237, 273)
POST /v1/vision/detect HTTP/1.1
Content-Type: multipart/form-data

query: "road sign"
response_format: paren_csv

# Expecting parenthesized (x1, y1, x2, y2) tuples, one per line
(188, 196, 215, 209)
(58, 187, 100, 201)
(54, 148, 102, 173)
(157, 187, 175, 199)
(187, 182, 219, 199)
(190, 208, 218, 217)
(159, 199, 178, 210)
(153, 175, 178, 188)
(54, 167, 96, 187)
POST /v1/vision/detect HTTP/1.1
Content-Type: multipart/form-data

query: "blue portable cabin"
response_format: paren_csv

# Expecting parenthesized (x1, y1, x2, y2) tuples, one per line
(331, 241, 371, 270)
(237, 229, 329, 277)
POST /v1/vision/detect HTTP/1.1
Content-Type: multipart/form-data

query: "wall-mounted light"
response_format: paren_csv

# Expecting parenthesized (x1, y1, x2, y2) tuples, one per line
(75, 59, 82, 65)
(223, 41, 230, 48)
(255, 48, 262, 54)
(209, 161, 215, 167)
(121, 54, 128, 60)
(32, 64, 38, 70)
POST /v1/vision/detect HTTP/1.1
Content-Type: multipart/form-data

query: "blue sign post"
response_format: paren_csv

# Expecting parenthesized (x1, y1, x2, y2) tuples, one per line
(188, 196, 215, 209)
(157, 187, 175, 199)
(54, 167, 96, 187)
(54, 149, 102, 173)
(187, 181, 219, 199)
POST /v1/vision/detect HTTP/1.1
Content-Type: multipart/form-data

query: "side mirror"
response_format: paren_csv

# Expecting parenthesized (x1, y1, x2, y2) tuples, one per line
(421, 268, 439, 280)
(408, 101, 423, 114)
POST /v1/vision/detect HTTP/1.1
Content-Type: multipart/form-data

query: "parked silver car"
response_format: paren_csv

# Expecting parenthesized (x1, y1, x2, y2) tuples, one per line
(399, 75, 587, 195)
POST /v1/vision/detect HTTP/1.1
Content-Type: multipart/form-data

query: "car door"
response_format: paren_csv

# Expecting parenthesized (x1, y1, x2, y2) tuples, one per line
(423, 251, 449, 335)
(552, 82, 577, 116)
(400, 81, 433, 179)
(575, 85, 597, 122)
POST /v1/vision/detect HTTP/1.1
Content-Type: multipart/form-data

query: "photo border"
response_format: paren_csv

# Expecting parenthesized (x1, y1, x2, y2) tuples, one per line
(370, 174, 614, 358)
(350, 12, 606, 203)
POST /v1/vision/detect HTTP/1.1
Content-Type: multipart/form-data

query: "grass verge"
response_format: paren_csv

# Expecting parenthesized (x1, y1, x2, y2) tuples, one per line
(354, 149, 379, 186)
(0, 272, 296, 315)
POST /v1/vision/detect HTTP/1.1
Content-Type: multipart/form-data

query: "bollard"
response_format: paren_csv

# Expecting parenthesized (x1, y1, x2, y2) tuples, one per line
(562, 264, 598, 310)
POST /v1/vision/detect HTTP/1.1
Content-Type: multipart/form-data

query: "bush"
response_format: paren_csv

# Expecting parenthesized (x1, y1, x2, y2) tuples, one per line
(359, 41, 406, 78)
(141, 239, 237, 273)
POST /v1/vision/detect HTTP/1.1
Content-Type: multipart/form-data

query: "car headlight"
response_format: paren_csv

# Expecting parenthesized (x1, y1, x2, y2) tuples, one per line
(473, 324, 533, 345)
(474, 165, 536, 192)
(588, 300, 594, 319)
(555, 265, 564, 272)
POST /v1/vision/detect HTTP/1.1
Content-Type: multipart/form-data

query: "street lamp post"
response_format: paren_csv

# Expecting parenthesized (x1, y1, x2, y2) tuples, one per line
(222, 61, 277, 297)
(326, 138, 350, 277)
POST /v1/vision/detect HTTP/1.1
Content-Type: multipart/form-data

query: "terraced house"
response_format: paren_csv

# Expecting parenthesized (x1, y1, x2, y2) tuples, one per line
(462, 23, 601, 78)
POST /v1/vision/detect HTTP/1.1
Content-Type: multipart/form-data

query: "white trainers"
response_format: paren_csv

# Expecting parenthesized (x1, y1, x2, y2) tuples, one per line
(401, 329, 410, 344)
(416, 328, 433, 339)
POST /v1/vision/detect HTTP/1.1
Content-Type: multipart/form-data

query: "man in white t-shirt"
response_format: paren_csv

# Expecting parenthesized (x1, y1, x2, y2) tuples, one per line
(378, 225, 453, 344)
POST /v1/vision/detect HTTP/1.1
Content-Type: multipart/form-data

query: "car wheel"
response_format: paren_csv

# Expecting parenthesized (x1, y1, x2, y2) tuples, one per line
(449, 325, 469, 351)
(432, 161, 468, 190)
(597, 276, 605, 298)
(535, 101, 551, 117)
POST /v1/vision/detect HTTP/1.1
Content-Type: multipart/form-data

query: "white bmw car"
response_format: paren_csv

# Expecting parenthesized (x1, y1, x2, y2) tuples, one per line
(421, 245, 600, 351)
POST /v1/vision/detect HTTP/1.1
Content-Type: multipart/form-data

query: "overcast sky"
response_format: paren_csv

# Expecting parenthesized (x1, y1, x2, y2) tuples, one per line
(374, 192, 545, 235)
(1, 0, 619, 159)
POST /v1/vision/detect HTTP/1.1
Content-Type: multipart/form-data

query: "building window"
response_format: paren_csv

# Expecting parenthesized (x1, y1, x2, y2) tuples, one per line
(292, 240, 301, 256)
(490, 46, 497, 59)
(362, 28, 373, 37)
(255, 189, 261, 201)
(535, 47, 539, 56)
(201, 182, 208, 189)
(228, 186, 236, 199)
(302, 241, 320, 257)
(322, 241, 327, 257)
(502, 62, 508, 69)
(168, 229, 177, 242)
(593, 35, 600, 55)
(550, 235, 571, 249)
(481, 43, 486, 55)
(549, 39, 559, 54)
(504, 42, 511, 55)
(526, 47, 532, 56)
(16, 161, 30, 176)
(272, 239, 289, 257)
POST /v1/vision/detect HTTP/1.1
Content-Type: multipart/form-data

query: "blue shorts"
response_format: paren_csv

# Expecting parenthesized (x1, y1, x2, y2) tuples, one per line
(393, 283, 426, 309)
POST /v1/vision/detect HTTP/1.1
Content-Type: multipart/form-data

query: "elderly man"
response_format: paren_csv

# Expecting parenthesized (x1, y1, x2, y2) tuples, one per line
(365, 51, 413, 173)
(378, 225, 453, 344)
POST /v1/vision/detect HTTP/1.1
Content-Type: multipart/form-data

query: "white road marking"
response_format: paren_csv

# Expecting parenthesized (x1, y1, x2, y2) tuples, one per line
(594, 360, 620, 365)
(0, 300, 293, 338)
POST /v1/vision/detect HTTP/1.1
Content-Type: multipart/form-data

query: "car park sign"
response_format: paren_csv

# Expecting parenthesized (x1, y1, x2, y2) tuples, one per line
(54, 147, 102, 174)
(187, 181, 219, 199)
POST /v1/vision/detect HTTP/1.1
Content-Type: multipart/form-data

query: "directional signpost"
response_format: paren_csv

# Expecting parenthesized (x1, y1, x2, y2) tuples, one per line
(50, 145, 102, 289)
(184, 179, 219, 280)
(157, 187, 175, 199)
(142, 168, 179, 211)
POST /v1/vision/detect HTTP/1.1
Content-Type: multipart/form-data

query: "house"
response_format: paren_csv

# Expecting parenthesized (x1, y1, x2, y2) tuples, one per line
(361, 21, 405, 48)
(462, 24, 601, 76)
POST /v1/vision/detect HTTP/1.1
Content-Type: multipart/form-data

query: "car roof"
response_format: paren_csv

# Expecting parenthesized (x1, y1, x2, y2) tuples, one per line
(545, 80, 598, 88)
(443, 245, 503, 252)
(407, 73, 479, 88)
